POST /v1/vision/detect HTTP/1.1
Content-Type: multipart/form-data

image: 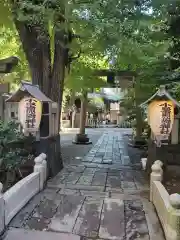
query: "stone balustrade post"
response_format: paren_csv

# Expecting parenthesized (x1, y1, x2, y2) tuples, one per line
(154, 160, 163, 168)
(0, 182, 4, 234)
(141, 158, 147, 170)
(34, 156, 44, 190)
(167, 194, 180, 240)
(150, 162, 163, 202)
(154, 160, 163, 176)
(40, 153, 47, 182)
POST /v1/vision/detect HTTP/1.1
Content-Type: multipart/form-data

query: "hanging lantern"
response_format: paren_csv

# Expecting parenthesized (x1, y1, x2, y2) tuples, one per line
(18, 97, 42, 132)
(148, 100, 174, 139)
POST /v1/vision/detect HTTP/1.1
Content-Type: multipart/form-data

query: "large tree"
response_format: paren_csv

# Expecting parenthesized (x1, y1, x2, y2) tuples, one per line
(1, 0, 174, 134)
(0, 0, 77, 175)
(1, 0, 83, 130)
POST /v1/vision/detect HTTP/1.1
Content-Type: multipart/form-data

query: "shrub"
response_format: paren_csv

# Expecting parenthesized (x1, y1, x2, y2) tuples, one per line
(0, 121, 34, 190)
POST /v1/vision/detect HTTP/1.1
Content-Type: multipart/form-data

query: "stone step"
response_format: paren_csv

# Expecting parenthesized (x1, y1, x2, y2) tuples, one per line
(47, 183, 149, 195)
(47, 183, 105, 192)
(50, 186, 149, 200)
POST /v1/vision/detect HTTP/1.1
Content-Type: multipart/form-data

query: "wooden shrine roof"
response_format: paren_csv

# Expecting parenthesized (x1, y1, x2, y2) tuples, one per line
(140, 85, 180, 108)
(6, 81, 52, 103)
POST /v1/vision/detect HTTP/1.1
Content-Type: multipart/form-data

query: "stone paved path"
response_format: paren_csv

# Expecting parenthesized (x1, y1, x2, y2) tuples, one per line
(4, 129, 164, 240)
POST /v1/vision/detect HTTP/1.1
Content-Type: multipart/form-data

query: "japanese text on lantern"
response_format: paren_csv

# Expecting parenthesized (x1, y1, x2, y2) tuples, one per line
(159, 102, 171, 134)
(25, 98, 37, 128)
(148, 100, 174, 137)
(18, 97, 42, 131)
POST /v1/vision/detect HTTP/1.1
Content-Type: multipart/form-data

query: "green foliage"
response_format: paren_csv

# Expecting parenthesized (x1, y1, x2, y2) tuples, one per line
(88, 96, 104, 111)
(0, 25, 29, 85)
(65, 55, 108, 94)
(0, 0, 29, 83)
(0, 0, 180, 103)
(0, 0, 13, 28)
(0, 121, 33, 171)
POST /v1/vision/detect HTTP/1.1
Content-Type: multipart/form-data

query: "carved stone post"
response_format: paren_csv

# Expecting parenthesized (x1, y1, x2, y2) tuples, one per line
(154, 160, 163, 176)
(141, 158, 147, 170)
(150, 162, 163, 202)
(34, 156, 44, 190)
(40, 153, 47, 182)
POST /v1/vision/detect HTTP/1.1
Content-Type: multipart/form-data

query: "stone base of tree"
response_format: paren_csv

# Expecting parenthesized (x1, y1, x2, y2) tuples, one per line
(73, 134, 92, 145)
(33, 135, 63, 178)
(128, 136, 147, 148)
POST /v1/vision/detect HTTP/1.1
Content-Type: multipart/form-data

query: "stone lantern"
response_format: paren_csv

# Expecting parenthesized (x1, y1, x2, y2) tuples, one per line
(140, 85, 180, 146)
(140, 85, 180, 170)
(6, 81, 62, 177)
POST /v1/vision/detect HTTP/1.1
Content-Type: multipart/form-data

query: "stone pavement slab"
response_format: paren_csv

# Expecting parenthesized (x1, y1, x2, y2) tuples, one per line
(91, 171, 107, 186)
(4, 229, 80, 240)
(47, 167, 147, 193)
(99, 198, 125, 240)
(125, 200, 149, 240)
(49, 195, 85, 233)
(9, 188, 58, 228)
(6, 129, 164, 240)
(73, 197, 103, 238)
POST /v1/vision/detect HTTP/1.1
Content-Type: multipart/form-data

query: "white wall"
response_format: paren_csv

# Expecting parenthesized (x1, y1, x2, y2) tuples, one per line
(0, 153, 47, 233)
(4, 172, 40, 225)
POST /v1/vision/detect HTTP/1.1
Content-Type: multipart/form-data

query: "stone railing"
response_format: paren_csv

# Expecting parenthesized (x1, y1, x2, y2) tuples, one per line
(150, 160, 180, 240)
(86, 119, 95, 127)
(0, 153, 47, 235)
(118, 121, 132, 128)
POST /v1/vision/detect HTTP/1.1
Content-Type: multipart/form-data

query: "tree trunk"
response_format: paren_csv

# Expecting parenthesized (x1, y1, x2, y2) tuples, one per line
(135, 106, 143, 139)
(79, 92, 87, 135)
(15, 19, 66, 130)
(51, 29, 66, 132)
(14, 19, 66, 177)
(134, 81, 143, 139)
(14, 22, 44, 88)
(41, 30, 52, 97)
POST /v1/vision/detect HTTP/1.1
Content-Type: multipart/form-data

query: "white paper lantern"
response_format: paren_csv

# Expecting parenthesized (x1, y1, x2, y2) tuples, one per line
(18, 97, 42, 131)
(148, 100, 174, 139)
